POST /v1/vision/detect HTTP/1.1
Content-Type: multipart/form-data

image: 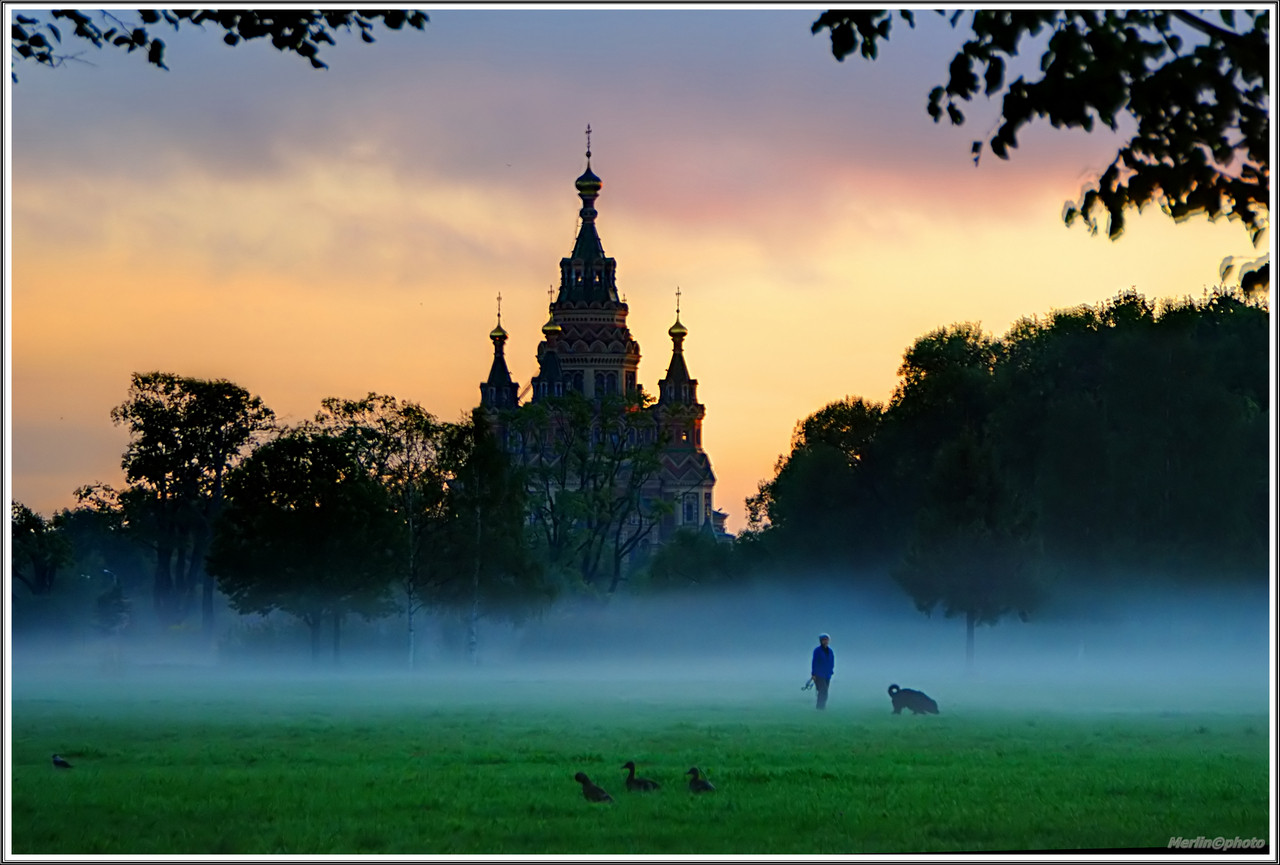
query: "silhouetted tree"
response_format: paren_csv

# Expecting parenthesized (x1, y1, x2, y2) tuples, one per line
(745, 396, 887, 572)
(108, 372, 275, 633)
(812, 9, 1270, 292)
(11, 9, 428, 81)
(894, 433, 1043, 669)
(208, 427, 400, 663)
(640, 527, 738, 593)
(744, 288, 1268, 610)
(10, 502, 71, 596)
(313, 393, 452, 669)
(440, 410, 551, 663)
(507, 391, 669, 594)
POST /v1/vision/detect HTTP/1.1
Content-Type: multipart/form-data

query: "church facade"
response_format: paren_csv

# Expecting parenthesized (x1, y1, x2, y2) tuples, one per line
(477, 146, 730, 550)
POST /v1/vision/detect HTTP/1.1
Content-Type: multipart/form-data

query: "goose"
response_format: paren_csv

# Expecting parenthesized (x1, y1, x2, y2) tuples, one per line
(574, 771, 614, 803)
(622, 761, 660, 792)
(685, 766, 715, 792)
(51, 754, 73, 769)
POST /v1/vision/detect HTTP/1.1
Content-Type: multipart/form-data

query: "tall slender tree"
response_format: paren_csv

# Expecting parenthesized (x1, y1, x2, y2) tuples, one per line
(108, 372, 275, 633)
(446, 410, 551, 662)
(313, 393, 452, 669)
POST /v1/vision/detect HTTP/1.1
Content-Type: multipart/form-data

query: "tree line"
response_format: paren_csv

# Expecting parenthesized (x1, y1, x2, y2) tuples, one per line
(11, 380, 550, 665)
(11, 288, 1269, 666)
(741, 288, 1268, 663)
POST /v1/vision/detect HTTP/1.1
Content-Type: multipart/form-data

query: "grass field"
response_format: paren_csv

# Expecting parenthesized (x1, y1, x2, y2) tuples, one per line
(8, 664, 1272, 856)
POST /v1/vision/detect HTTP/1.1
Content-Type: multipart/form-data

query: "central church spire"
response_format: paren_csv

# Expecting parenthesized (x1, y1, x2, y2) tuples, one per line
(559, 125, 619, 304)
(532, 128, 641, 400)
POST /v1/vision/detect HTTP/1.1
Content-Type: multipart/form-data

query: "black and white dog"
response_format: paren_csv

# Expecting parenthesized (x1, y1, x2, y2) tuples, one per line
(888, 684, 940, 715)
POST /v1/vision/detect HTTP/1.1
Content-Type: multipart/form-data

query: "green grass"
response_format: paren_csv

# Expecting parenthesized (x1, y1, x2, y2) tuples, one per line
(10, 670, 1271, 855)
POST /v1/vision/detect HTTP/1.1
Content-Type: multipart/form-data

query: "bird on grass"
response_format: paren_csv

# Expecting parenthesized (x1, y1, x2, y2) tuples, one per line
(52, 754, 73, 769)
(685, 766, 715, 792)
(574, 772, 614, 803)
(622, 761, 660, 792)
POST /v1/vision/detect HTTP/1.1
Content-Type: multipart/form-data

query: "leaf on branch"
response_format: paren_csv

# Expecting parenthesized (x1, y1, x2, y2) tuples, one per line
(149, 37, 167, 69)
(984, 55, 1004, 95)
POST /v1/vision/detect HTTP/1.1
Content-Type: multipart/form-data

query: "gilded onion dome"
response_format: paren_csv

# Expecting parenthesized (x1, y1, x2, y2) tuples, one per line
(575, 163, 602, 195)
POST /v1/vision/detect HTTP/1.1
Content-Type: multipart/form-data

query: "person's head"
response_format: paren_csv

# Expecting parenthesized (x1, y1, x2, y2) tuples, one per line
(819, 633, 830, 646)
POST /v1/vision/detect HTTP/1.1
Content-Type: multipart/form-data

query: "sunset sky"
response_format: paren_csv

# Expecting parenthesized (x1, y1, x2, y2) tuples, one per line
(6, 7, 1264, 533)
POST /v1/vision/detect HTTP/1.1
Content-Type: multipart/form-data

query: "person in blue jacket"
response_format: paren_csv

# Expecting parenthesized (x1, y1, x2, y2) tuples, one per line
(809, 633, 834, 710)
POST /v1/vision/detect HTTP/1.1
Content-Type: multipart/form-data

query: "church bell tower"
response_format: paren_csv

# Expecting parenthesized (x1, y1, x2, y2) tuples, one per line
(530, 126, 641, 401)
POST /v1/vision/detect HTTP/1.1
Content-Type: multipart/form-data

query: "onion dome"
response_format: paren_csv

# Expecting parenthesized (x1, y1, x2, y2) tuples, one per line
(542, 310, 562, 336)
(490, 320, 508, 342)
(669, 317, 688, 339)
(575, 164, 602, 195)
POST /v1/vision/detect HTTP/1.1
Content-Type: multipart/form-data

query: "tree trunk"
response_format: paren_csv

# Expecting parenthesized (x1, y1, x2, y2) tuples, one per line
(154, 544, 175, 625)
(202, 570, 216, 643)
(173, 542, 191, 622)
(965, 611, 976, 672)
(186, 527, 213, 640)
(331, 610, 342, 666)
(469, 504, 481, 666)
(309, 617, 321, 663)
(407, 602, 417, 670)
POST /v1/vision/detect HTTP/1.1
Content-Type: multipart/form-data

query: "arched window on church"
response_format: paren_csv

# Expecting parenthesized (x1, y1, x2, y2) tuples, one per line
(606, 372, 617, 394)
(683, 494, 697, 524)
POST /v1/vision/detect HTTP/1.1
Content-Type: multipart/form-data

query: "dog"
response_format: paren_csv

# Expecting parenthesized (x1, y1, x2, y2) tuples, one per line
(888, 684, 940, 715)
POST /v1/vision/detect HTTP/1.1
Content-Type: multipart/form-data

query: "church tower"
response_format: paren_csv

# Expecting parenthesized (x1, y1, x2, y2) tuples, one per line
(530, 127, 641, 401)
(655, 290, 717, 533)
(479, 294, 519, 410)
(476, 132, 731, 545)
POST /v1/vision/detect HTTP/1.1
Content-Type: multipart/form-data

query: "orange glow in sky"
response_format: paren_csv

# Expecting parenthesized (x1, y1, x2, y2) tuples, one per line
(6, 9, 1266, 533)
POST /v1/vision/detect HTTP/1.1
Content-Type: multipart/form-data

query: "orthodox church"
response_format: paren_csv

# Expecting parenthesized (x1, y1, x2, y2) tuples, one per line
(477, 139, 731, 547)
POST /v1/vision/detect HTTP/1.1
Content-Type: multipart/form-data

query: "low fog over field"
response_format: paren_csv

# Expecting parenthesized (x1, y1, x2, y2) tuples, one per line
(10, 570, 1271, 717)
